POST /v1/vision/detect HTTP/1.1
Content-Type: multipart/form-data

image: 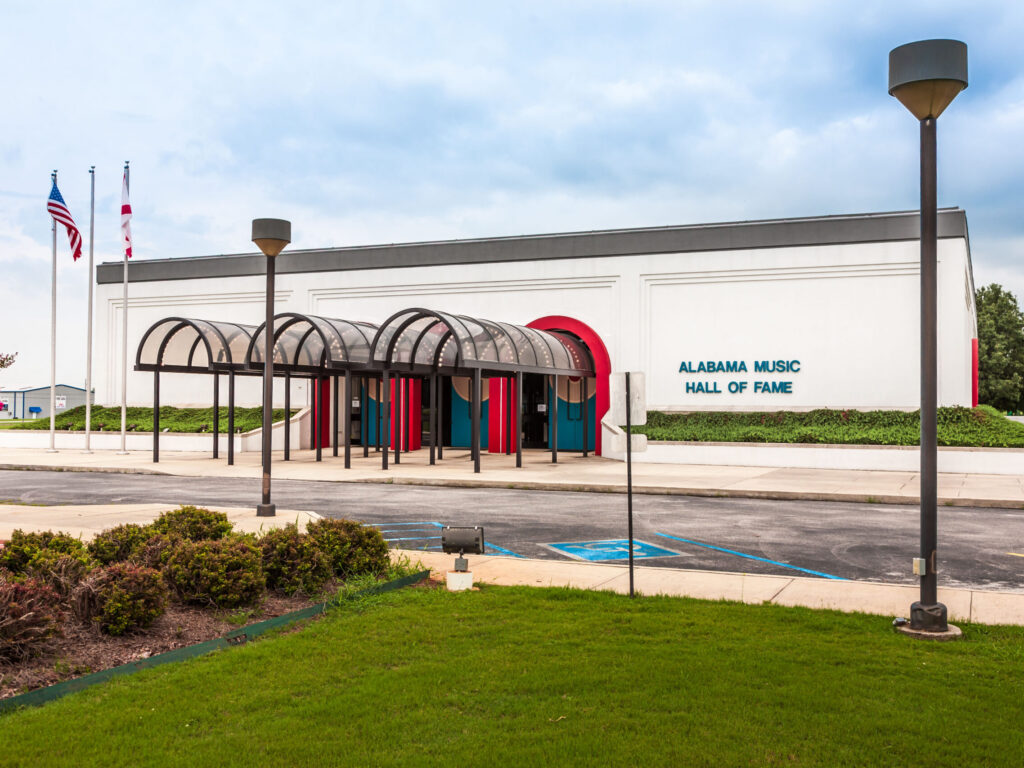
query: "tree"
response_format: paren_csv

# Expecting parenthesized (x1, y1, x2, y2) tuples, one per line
(976, 284, 1024, 412)
(0, 352, 15, 370)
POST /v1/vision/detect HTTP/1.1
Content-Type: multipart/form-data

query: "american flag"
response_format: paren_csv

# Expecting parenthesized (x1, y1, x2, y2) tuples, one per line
(121, 169, 132, 258)
(47, 180, 82, 261)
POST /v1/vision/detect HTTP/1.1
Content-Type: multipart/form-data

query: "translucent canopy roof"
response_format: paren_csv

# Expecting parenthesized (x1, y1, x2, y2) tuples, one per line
(371, 308, 594, 376)
(136, 317, 257, 373)
(246, 312, 379, 374)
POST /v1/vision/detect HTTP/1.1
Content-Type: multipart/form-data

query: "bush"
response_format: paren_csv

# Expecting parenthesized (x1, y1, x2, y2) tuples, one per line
(0, 530, 87, 574)
(74, 564, 168, 636)
(0, 575, 63, 662)
(151, 506, 234, 542)
(306, 518, 390, 578)
(87, 523, 154, 565)
(164, 537, 264, 608)
(132, 533, 185, 570)
(259, 524, 332, 597)
(24, 550, 93, 601)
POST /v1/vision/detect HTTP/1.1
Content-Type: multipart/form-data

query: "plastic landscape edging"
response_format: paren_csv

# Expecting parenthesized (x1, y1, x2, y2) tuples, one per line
(0, 569, 430, 715)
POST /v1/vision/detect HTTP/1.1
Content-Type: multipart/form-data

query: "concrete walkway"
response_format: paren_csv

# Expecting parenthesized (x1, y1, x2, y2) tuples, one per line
(1, 445, 1022, 508)
(0, 503, 318, 543)
(400, 550, 1024, 627)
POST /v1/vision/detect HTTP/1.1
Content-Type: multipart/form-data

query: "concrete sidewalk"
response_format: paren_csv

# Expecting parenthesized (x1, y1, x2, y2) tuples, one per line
(0, 503, 318, 543)
(399, 550, 1024, 627)
(1, 445, 1022, 508)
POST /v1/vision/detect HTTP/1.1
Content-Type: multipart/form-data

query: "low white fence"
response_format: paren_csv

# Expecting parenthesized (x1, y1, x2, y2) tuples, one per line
(0, 408, 310, 454)
(600, 428, 1024, 476)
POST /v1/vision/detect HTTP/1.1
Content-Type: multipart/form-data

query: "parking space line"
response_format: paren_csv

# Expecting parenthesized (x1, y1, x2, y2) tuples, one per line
(383, 536, 443, 542)
(652, 532, 845, 580)
(1008, 552, 1024, 558)
(485, 543, 525, 558)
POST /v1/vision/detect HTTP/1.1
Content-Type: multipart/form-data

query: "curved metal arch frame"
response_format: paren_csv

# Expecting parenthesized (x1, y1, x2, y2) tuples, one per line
(245, 312, 379, 375)
(370, 307, 594, 377)
(135, 316, 256, 375)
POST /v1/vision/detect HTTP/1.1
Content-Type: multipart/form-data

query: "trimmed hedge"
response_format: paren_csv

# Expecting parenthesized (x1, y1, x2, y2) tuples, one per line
(637, 406, 1024, 448)
(87, 523, 153, 565)
(74, 564, 168, 636)
(151, 507, 233, 542)
(259, 524, 332, 597)
(164, 537, 265, 609)
(306, 519, 390, 578)
(0, 576, 63, 661)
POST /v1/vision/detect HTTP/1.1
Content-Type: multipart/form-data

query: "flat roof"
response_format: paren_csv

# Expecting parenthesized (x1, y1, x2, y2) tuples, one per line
(98, 208, 969, 285)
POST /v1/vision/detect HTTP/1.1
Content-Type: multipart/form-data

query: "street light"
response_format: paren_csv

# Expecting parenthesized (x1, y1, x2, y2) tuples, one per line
(253, 217, 291, 517)
(889, 39, 967, 634)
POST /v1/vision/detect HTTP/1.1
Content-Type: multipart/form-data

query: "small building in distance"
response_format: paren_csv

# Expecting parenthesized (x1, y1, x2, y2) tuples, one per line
(0, 385, 93, 421)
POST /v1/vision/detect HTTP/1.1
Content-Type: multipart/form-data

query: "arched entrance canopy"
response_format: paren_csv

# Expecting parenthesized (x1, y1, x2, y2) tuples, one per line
(245, 312, 379, 375)
(135, 317, 257, 374)
(370, 308, 594, 376)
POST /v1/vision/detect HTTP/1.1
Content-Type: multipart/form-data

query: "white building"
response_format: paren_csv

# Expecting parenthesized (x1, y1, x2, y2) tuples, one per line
(94, 209, 977, 456)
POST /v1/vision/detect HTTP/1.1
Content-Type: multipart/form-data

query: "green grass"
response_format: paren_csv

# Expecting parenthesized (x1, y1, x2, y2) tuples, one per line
(638, 404, 1024, 447)
(0, 405, 295, 434)
(1, 587, 1022, 766)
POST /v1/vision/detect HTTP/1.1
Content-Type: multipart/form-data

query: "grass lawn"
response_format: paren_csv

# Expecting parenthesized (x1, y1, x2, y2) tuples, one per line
(1, 586, 1022, 767)
(639, 405, 1024, 447)
(0, 405, 294, 433)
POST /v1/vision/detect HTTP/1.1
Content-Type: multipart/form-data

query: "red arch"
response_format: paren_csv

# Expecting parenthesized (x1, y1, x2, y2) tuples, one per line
(527, 315, 611, 455)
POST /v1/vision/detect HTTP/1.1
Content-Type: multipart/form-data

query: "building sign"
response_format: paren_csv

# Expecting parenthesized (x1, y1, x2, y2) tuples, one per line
(55, 396, 67, 409)
(678, 359, 801, 395)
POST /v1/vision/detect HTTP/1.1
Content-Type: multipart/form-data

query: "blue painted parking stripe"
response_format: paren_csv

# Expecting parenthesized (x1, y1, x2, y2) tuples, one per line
(369, 522, 442, 527)
(484, 543, 525, 558)
(384, 536, 443, 542)
(652, 532, 845, 580)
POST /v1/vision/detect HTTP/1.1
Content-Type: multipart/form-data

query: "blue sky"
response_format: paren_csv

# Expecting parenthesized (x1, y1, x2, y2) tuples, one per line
(2, 1, 1023, 388)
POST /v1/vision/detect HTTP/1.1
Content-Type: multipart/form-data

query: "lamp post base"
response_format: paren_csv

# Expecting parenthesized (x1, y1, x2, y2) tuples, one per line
(909, 600, 948, 631)
(256, 503, 276, 517)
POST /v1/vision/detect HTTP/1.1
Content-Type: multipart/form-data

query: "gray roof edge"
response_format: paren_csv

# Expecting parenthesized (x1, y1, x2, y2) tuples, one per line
(97, 208, 968, 285)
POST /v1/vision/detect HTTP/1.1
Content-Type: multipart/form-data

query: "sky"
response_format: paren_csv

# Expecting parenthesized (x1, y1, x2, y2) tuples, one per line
(2, 1, 1023, 388)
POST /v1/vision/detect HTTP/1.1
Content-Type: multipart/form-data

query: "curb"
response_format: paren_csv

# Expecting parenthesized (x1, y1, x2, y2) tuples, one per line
(1, 462, 1021, 510)
(0, 569, 430, 716)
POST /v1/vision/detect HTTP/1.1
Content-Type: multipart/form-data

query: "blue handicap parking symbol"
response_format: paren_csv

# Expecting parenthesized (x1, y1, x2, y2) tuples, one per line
(545, 539, 680, 562)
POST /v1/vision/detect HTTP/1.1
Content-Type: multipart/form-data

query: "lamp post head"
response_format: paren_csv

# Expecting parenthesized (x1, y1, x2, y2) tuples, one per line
(251, 218, 291, 257)
(889, 39, 967, 120)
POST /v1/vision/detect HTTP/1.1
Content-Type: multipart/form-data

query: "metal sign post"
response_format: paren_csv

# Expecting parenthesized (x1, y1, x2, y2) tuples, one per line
(609, 371, 646, 598)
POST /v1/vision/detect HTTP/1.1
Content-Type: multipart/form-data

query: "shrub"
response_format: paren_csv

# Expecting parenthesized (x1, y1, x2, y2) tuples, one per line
(0, 575, 63, 662)
(74, 563, 168, 636)
(0, 530, 87, 574)
(259, 524, 332, 597)
(151, 506, 233, 542)
(132, 533, 185, 570)
(306, 518, 390, 578)
(24, 549, 93, 601)
(164, 537, 264, 608)
(87, 523, 154, 565)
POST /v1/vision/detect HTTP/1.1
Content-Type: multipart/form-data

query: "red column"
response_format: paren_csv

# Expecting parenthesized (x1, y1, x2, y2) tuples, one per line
(487, 378, 517, 453)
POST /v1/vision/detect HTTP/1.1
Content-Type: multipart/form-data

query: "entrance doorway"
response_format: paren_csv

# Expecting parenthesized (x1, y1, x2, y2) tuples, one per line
(521, 374, 548, 449)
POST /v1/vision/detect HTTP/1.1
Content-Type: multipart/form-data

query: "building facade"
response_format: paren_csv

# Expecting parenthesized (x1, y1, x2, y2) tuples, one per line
(94, 209, 978, 454)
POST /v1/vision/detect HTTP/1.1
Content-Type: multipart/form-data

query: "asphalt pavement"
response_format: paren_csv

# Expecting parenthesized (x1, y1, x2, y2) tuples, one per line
(2, 469, 1022, 591)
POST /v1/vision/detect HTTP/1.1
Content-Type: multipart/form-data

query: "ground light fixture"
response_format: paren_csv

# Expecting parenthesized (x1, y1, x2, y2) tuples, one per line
(442, 526, 485, 591)
(253, 217, 291, 517)
(888, 39, 967, 635)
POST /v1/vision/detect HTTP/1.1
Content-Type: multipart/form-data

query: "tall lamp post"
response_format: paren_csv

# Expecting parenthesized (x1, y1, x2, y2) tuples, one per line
(253, 218, 291, 517)
(889, 39, 967, 634)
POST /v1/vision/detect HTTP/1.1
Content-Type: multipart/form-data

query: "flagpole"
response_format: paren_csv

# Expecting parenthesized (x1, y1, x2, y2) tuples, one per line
(117, 161, 129, 455)
(84, 166, 95, 453)
(47, 170, 58, 453)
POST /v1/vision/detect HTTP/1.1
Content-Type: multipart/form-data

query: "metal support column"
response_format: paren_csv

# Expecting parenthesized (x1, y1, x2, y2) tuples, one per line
(515, 370, 523, 468)
(284, 371, 291, 461)
(552, 374, 559, 464)
(332, 374, 339, 458)
(344, 370, 352, 469)
(361, 377, 369, 458)
(382, 371, 390, 470)
(437, 376, 444, 460)
(227, 371, 235, 466)
(395, 378, 402, 465)
(153, 371, 160, 463)
(429, 374, 437, 465)
(472, 369, 481, 473)
(212, 374, 219, 459)
(314, 378, 322, 462)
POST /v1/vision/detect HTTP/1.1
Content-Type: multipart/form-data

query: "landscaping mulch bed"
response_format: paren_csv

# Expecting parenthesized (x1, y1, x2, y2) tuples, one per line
(1, 589, 323, 700)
